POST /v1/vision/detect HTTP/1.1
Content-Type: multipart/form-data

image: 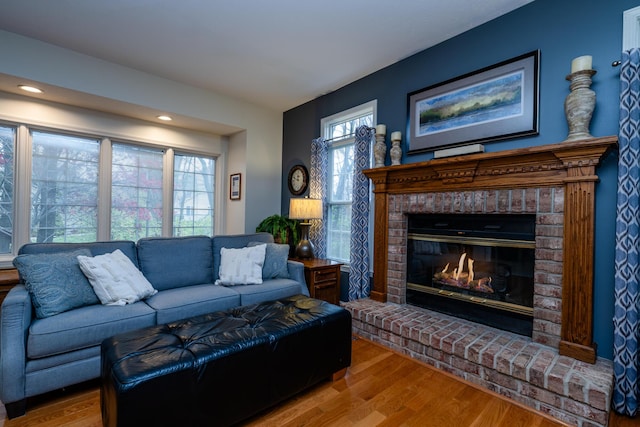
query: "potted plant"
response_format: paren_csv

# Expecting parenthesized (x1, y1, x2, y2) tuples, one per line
(256, 214, 300, 254)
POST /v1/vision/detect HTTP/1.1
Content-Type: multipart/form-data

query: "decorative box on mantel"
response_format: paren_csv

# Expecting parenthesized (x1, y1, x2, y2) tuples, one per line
(363, 136, 617, 365)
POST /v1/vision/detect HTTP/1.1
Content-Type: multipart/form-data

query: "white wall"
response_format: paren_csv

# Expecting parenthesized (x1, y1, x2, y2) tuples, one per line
(0, 30, 283, 233)
(226, 131, 246, 233)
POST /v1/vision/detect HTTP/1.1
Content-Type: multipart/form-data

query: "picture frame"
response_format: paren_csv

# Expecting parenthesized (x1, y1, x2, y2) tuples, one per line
(230, 173, 241, 200)
(407, 50, 540, 153)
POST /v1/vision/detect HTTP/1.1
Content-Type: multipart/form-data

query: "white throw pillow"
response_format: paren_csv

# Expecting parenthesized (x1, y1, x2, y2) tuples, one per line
(215, 244, 266, 286)
(77, 249, 157, 305)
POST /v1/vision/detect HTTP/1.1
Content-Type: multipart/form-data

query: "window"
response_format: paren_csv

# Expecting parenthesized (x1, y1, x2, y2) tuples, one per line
(0, 126, 14, 253)
(31, 131, 99, 243)
(111, 143, 163, 241)
(321, 101, 375, 264)
(623, 5, 640, 50)
(0, 123, 221, 264)
(173, 153, 215, 236)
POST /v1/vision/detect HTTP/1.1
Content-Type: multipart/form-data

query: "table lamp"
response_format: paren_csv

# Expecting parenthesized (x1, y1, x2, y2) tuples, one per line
(289, 197, 323, 258)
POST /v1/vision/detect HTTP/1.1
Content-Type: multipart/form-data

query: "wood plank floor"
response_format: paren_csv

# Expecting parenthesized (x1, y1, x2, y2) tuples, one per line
(1, 337, 637, 427)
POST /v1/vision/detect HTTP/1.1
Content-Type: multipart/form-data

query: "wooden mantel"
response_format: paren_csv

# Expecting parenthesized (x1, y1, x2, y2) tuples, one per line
(363, 136, 618, 363)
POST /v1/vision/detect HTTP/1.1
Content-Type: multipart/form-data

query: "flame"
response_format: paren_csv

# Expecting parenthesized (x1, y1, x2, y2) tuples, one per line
(434, 253, 493, 294)
(455, 253, 467, 280)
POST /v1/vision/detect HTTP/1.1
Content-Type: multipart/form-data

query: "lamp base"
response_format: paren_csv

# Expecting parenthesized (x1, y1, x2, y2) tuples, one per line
(295, 222, 315, 259)
(295, 239, 315, 259)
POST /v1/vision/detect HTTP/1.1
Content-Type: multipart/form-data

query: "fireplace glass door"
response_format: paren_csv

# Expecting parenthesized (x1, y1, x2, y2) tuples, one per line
(406, 214, 535, 336)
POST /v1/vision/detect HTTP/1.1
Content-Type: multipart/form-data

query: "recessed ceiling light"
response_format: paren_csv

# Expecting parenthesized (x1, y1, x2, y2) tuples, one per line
(18, 85, 43, 94)
(157, 115, 172, 121)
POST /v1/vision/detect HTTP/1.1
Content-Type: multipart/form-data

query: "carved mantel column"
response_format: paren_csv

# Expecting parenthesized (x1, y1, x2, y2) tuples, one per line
(363, 136, 617, 363)
(554, 146, 611, 363)
(367, 171, 390, 303)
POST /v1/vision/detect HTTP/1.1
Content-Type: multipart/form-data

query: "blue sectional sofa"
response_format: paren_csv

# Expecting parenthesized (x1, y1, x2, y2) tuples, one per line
(0, 233, 308, 418)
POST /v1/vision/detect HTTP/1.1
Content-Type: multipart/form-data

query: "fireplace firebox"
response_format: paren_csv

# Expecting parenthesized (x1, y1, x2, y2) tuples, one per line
(406, 213, 535, 336)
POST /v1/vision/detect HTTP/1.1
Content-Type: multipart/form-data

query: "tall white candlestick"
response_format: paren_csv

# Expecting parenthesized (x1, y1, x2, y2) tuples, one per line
(376, 124, 386, 135)
(571, 55, 592, 73)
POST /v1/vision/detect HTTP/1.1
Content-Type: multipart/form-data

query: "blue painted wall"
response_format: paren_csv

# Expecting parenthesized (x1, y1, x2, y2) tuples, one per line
(282, 0, 637, 359)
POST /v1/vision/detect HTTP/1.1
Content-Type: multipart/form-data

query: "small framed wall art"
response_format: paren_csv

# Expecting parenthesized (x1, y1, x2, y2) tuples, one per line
(230, 173, 241, 200)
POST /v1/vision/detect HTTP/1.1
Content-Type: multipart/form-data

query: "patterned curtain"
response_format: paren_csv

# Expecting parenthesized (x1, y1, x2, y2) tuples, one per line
(348, 126, 373, 300)
(613, 48, 640, 417)
(309, 137, 328, 259)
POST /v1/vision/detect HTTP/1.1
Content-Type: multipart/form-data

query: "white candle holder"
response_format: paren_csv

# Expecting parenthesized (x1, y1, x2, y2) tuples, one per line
(390, 133, 402, 166)
(374, 130, 387, 167)
(564, 69, 597, 142)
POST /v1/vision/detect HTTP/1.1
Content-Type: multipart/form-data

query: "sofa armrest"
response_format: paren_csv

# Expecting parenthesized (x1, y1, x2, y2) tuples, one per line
(0, 285, 32, 404)
(287, 260, 309, 297)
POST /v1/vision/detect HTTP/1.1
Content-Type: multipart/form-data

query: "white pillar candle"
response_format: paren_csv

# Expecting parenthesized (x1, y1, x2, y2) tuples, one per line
(571, 55, 592, 73)
(391, 131, 402, 141)
(376, 124, 386, 135)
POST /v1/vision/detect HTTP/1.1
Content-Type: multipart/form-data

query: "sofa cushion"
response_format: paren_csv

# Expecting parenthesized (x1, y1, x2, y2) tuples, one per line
(143, 284, 240, 324)
(137, 236, 213, 291)
(18, 240, 139, 265)
(13, 249, 100, 318)
(26, 345, 100, 373)
(215, 245, 266, 286)
(248, 242, 290, 279)
(212, 233, 273, 280)
(27, 302, 156, 359)
(78, 249, 157, 305)
(232, 279, 304, 306)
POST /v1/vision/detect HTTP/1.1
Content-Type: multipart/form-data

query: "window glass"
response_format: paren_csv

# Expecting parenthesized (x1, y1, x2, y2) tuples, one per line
(330, 144, 354, 202)
(0, 126, 14, 253)
(31, 131, 99, 242)
(173, 154, 215, 236)
(111, 143, 163, 240)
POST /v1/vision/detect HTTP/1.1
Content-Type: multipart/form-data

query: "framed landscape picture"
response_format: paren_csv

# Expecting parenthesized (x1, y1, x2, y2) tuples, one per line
(407, 50, 540, 153)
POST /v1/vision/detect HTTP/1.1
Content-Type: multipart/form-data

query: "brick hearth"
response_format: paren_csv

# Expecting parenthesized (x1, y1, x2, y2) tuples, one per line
(343, 299, 613, 427)
(357, 138, 618, 426)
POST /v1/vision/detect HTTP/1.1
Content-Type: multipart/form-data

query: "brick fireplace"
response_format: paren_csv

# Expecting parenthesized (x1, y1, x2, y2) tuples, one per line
(342, 136, 618, 426)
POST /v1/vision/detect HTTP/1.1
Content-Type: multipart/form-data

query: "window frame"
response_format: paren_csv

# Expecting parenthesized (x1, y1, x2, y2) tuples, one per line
(172, 151, 216, 237)
(110, 141, 165, 241)
(320, 100, 377, 268)
(623, 5, 640, 50)
(30, 129, 101, 243)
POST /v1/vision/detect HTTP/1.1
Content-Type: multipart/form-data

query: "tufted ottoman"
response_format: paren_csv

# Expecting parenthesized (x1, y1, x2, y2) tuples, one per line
(100, 295, 352, 427)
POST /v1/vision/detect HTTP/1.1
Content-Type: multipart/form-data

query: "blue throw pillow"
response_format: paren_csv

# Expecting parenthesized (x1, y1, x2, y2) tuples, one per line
(247, 242, 290, 280)
(13, 248, 99, 318)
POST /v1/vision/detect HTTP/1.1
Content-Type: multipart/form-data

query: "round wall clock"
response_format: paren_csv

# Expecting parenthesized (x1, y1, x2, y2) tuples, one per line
(288, 164, 309, 195)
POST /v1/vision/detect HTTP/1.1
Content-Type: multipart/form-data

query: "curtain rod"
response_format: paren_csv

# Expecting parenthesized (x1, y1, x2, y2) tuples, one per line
(320, 127, 375, 142)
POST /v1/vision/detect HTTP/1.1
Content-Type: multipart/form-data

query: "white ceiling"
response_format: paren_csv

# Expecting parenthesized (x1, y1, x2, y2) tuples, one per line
(0, 0, 532, 113)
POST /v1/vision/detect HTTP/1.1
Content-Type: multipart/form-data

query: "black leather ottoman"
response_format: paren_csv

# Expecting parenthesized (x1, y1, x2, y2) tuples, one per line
(100, 295, 352, 427)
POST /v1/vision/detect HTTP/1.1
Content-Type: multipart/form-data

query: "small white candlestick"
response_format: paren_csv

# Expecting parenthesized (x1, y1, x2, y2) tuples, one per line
(390, 131, 402, 166)
(571, 55, 592, 73)
(373, 132, 386, 167)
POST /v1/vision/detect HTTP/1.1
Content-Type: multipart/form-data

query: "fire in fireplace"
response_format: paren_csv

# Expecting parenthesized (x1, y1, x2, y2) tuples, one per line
(406, 213, 536, 336)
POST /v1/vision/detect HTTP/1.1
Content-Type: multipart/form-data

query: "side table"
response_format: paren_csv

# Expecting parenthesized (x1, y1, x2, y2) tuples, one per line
(290, 258, 342, 304)
(0, 268, 19, 307)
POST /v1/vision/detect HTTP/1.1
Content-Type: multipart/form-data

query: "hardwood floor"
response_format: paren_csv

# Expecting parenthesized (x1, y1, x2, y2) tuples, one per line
(1, 337, 637, 427)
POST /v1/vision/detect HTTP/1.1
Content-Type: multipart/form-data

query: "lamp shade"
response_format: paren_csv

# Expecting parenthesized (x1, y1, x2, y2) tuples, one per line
(289, 198, 322, 220)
